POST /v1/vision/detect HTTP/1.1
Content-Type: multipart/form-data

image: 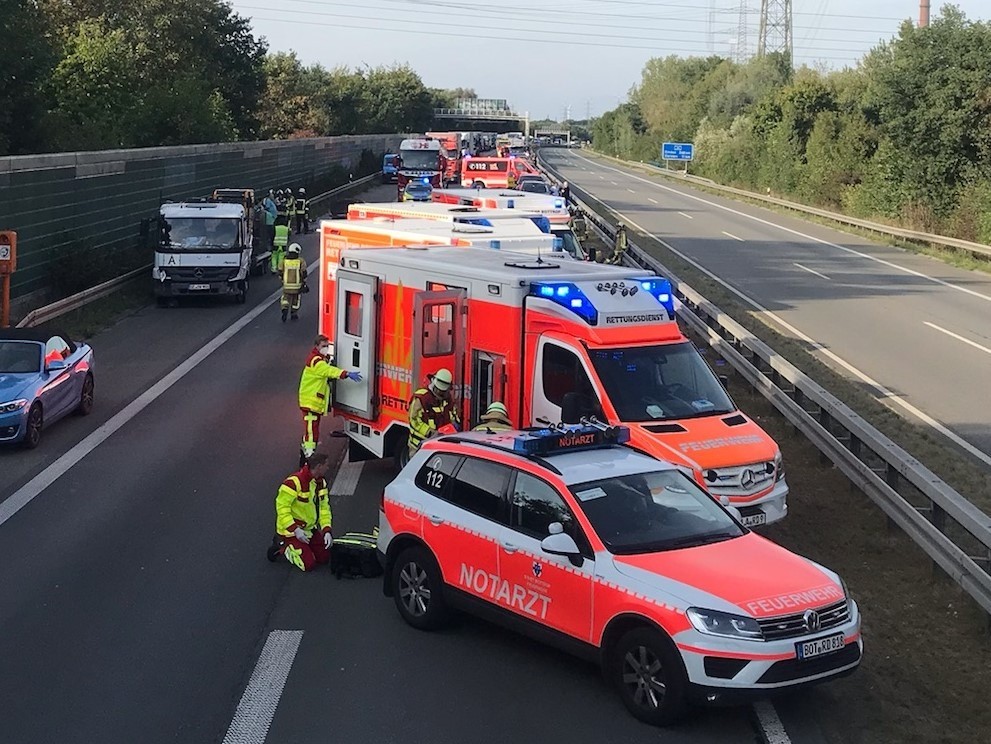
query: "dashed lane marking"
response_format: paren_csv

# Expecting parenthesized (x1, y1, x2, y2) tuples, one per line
(648, 198, 659, 204)
(222, 630, 303, 744)
(924, 321, 991, 357)
(329, 453, 364, 497)
(753, 700, 793, 744)
(793, 262, 831, 280)
(722, 231, 744, 241)
(678, 211, 693, 219)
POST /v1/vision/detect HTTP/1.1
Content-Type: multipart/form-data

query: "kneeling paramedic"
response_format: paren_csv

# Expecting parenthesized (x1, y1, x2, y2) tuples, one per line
(407, 368, 460, 457)
(280, 243, 307, 322)
(472, 401, 512, 432)
(299, 335, 362, 460)
(269, 452, 333, 571)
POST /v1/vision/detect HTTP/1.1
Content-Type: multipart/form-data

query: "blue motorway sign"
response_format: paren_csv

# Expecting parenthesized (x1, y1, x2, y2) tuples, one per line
(662, 142, 694, 161)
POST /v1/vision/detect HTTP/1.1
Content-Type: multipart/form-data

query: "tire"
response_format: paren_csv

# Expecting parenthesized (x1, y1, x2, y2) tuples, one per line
(22, 404, 43, 450)
(610, 627, 688, 727)
(472, 181, 485, 189)
(392, 545, 449, 631)
(394, 440, 410, 471)
(236, 279, 248, 304)
(75, 374, 94, 416)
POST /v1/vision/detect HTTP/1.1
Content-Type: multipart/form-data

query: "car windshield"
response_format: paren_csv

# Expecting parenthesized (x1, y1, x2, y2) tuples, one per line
(160, 217, 239, 250)
(553, 230, 585, 259)
(399, 151, 439, 170)
(571, 469, 744, 555)
(0, 341, 42, 373)
(520, 181, 550, 194)
(589, 342, 735, 422)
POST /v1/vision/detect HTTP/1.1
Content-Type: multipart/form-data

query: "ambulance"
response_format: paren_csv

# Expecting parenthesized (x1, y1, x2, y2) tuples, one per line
(329, 246, 789, 526)
(378, 424, 861, 725)
(397, 138, 446, 194)
(460, 157, 537, 189)
(432, 187, 570, 224)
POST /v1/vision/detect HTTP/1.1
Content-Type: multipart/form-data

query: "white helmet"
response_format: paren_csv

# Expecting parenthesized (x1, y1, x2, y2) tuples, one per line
(287, 242, 301, 255)
(298, 187, 306, 194)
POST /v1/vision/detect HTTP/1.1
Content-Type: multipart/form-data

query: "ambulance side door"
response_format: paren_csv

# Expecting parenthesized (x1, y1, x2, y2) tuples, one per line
(413, 289, 467, 420)
(497, 470, 594, 642)
(334, 269, 378, 418)
(415, 452, 508, 600)
(531, 338, 603, 426)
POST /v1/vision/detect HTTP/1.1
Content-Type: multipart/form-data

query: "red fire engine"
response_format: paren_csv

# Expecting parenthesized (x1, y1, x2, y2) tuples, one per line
(326, 245, 790, 526)
(397, 139, 446, 195)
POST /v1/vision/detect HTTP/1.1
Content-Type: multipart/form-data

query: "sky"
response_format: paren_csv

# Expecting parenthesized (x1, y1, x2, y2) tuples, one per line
(229, 1, 990, 121)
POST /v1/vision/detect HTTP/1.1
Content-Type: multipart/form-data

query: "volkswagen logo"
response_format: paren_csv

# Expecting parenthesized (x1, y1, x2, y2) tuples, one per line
(740, 468, 756, 488)
(803, 609, 821, 632)
(194, 268, 204, 279)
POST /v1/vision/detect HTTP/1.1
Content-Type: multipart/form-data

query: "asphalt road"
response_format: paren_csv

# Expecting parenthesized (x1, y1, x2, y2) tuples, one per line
(541, 148, 991, 466)
(0, 182, 793, 744)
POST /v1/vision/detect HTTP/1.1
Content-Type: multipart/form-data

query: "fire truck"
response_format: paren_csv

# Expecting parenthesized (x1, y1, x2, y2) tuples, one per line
(397, 139, 446, 195)
(432, 187, 570, 224)
(327, 245, 789, 527)
(426, 132, 461, 183)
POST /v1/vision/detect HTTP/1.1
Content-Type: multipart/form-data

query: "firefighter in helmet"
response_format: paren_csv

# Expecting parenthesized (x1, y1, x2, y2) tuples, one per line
(472, 401, 512, 432)
(295, 188, 309, 234)
(606, 221, 628, 265)
(280, 242, 307, 322)
(407, 368, 460, 458)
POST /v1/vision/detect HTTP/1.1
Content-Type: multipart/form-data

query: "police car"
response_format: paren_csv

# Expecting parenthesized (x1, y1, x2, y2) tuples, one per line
(377, 423, 862, 726)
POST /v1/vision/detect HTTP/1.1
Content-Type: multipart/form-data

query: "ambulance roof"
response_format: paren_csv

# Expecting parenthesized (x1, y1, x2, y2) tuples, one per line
(160, 202, 244, 219)
(349, 202, 544, 221)
(339, 245, 648, 283)
(325, 217, 546, 239)
(436, 188, 564, 207)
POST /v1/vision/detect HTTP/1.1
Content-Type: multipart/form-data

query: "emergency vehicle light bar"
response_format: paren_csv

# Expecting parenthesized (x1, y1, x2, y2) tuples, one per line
(529, 282, 597, 325)
(631, 277, 676, 317)
(511, 424, 631, 456)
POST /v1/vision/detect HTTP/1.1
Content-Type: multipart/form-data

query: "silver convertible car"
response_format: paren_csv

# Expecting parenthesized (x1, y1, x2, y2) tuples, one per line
(0, 329, 95, 448)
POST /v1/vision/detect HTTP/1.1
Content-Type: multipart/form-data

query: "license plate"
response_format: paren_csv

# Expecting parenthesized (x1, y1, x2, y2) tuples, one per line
(796, 633, 846, 660)
(188, 283, 210, 291)
(740, 511, 767, 528)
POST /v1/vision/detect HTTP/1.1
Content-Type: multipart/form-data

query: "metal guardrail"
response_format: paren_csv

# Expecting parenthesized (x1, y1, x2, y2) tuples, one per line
(14, 174, 381, 328)
(591, 150, 991, 261)
(538, 155, 991, 617)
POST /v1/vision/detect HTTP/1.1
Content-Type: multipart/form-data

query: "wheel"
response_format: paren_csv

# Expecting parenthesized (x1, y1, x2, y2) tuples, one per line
(392, 545, 449, 630)
(472, 181, 485, 189)
(22, 404, 43, 449)
(236, 279, 248, 304)
(611, 627, 687, 727)
(75, 374, 94, 416)
(394, 442, 410, 471)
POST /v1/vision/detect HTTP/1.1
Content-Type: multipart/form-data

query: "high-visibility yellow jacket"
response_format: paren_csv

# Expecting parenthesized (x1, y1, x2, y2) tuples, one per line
(408, 388, 459, 450)
(282, 256, 306, 292)
(472, 417, 512, 432)
(274, 224, 290, 248)
(298, 349, 345, 414)
(275, 465, 331, 536)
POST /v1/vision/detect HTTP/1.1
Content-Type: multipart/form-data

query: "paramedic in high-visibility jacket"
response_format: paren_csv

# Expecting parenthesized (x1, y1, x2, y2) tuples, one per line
(407, 368, 460, 457)
(472, 401, 512, 432)
(272, 222, 289, 275)
(270, 452, 333, 571)
(280, 243, 306, 322)
(299, 335, 363, 460)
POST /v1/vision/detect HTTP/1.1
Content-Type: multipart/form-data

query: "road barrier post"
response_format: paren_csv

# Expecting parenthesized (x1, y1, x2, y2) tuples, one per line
(0, 231, 17, 327)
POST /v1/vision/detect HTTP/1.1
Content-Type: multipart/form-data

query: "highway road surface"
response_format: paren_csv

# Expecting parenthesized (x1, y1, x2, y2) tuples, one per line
(0, 184, 835, 744)
(541, 148, 991, 469)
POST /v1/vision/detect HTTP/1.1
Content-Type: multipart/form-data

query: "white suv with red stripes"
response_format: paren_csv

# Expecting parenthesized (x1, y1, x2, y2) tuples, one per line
(377, 424, 862, 726)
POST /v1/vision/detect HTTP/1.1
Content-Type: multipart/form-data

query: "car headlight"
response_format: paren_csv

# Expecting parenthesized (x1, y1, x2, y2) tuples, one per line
(773, 451, 785, 481)
(0, 399, 29, 414)
(687, 607, 763, 640)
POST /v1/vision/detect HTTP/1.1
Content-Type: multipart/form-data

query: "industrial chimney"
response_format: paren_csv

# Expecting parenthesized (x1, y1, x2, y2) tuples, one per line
(919, 0, 930, 28)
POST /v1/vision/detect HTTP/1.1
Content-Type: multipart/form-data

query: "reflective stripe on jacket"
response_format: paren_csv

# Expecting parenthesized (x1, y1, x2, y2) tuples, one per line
(275, 465, 331, 536)
(298, 349, 345, 414)
(282, 257, 305, 291)
(408, 388, 459, 450)
(274, 224, 290, 248)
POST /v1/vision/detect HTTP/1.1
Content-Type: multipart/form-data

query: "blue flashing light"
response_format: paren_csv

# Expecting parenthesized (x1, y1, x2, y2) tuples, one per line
(532, 216, 551, 233)
(507, 200, 515, 208)
(554, 198, 564, 209)
(421, 177, 431, 184)
(511, 424, 631, 456)
(633, 276, 676, 318)
(530, 281, 598, 325)
(552, 237, 564, 252)
(489, 240, 502, 250)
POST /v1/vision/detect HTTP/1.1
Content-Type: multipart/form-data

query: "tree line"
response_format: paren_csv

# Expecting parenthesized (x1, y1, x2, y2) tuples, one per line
(592, 6, 991, 243)
(1, 0, 467, 155)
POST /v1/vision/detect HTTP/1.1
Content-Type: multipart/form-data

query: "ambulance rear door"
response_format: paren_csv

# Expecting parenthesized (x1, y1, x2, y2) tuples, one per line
(334, 269, 379, 419)
(412, 289, 467, 416)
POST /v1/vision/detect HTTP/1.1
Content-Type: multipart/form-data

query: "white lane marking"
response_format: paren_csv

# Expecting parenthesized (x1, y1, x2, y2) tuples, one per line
(572, 183, 991, 468)
(722, 231, 744, 242)
(753, 700, 792, 744)
(924, 321, 991, 357)
(678, 211, 692, 219)
(648, 198, 659, 205)
(0, 266, 317, 529)
(222, 630, 303, 744)
(610, 181, 618, 185)
(329, 454, 364, 497)
(794, 262, 831, 281)
(598, 175, 605, 180)
(627, 188, 636, 194)
(566, 150, 991, 305)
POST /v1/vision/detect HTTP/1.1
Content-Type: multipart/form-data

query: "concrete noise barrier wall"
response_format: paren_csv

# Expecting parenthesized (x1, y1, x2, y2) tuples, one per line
(0, 133, 402, 305)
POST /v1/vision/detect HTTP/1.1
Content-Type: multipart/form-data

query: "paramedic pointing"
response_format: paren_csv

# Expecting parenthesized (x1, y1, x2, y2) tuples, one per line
(407, 368, 460, 457)
(299, 335, 363, 461)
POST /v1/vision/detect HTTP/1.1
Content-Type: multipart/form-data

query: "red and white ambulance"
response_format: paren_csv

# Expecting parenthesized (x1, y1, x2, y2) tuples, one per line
(328, 245, 789, 526)
(432, 187, 570, 224)
(460, 157, 537, 189)
(378, 423, 861, 725)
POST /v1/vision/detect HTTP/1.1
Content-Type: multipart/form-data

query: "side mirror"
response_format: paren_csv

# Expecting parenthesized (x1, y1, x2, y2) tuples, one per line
(560, 392, 583, 424)
(541, 522, 583, 566)
(47, 359, 67, 372)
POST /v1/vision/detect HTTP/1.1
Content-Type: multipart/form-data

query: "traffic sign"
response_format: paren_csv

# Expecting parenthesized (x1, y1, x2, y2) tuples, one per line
(662, 142, 694, 161)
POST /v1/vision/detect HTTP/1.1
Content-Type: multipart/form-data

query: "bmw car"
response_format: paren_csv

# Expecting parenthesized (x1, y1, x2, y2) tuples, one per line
(0, 329, 95, 449)
(402, 181, 434, 202)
